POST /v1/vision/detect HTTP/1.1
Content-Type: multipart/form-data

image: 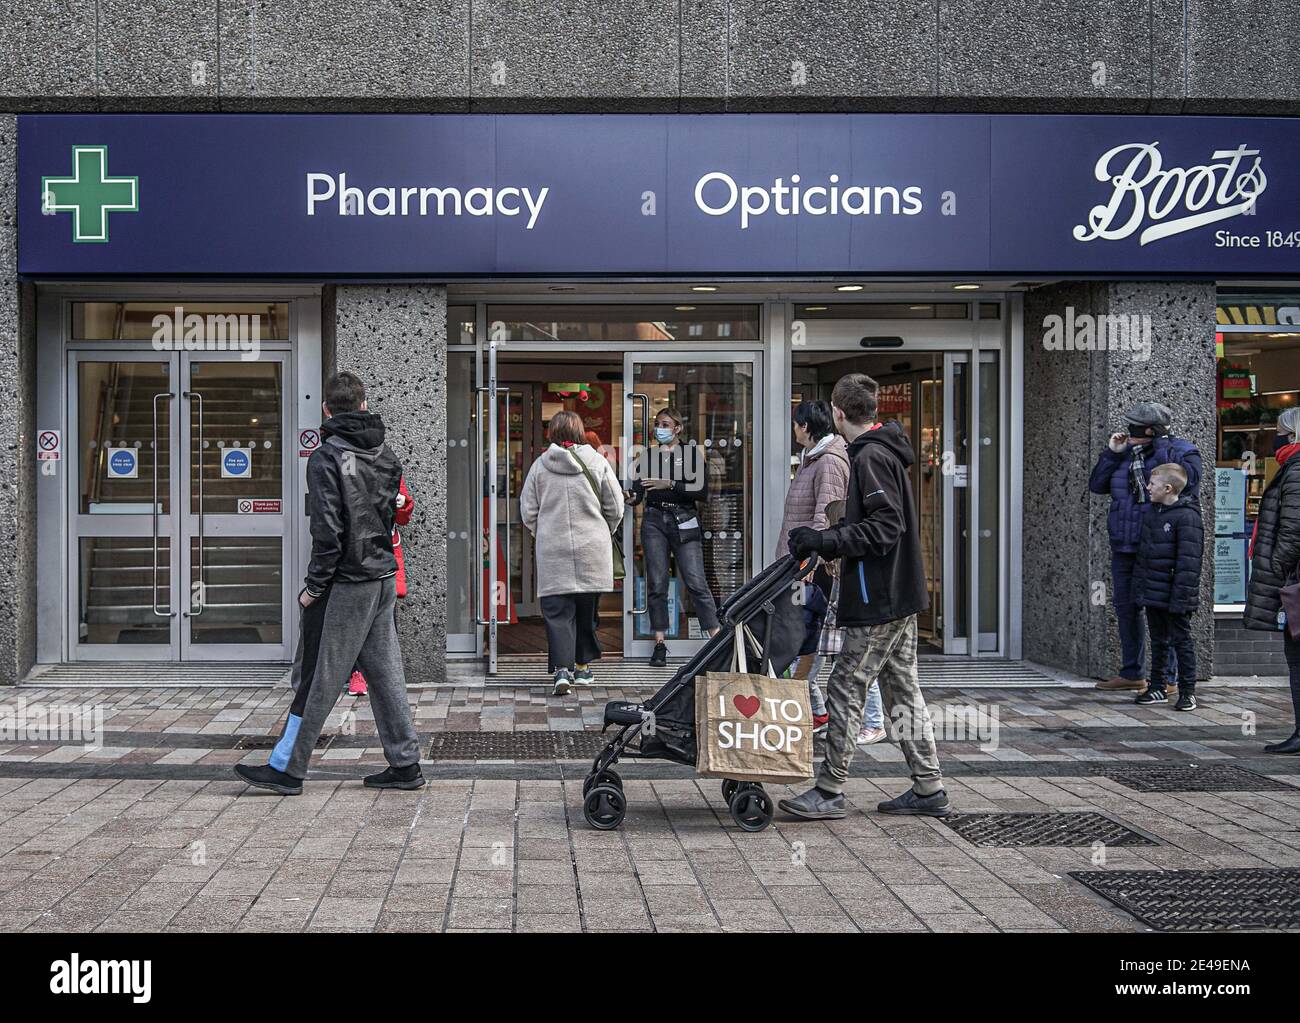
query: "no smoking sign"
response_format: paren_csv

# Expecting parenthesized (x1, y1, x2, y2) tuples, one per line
(299, 428, 320, 458)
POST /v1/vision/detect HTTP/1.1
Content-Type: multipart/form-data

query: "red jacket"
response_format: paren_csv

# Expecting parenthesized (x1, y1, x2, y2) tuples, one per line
(393, 477, 414, 597)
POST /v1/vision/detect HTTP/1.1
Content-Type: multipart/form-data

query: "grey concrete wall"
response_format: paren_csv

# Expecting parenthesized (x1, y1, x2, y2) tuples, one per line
(0, 1, 1296, 112)
(332, 285, 448, 685)
(1023, 281, 1218, 680)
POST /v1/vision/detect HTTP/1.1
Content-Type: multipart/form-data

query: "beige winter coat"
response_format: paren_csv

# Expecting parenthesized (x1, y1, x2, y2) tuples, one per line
(520, 443, 625, 598)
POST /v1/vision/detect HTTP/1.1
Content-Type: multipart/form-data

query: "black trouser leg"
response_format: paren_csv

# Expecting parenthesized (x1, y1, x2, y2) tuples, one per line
(540, 594, 578, 672)
(1284, 632, 1300, 728)
(573, 592, 602, 664)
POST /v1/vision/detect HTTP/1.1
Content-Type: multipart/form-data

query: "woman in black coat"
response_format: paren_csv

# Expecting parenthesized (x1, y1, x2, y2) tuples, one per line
(1244, 406, 1300, 754)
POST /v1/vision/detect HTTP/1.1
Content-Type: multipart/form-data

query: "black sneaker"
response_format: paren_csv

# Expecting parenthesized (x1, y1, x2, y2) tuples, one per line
(1135, 685, 1168, 705)
(877, 788, 952, 817)
(649, 642, 668, 667)
(778, 786, 847, 820)
(364, 763, 426, 790)
(234, 763, 302, 795)
(1174, 689, 1197, 712)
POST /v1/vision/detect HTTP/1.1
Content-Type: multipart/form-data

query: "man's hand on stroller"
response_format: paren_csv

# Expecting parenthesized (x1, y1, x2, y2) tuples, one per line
(788, 526, 833, 559)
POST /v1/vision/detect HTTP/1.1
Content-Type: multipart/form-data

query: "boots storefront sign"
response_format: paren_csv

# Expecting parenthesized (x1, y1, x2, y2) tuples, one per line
(18, 113, 1300, 277)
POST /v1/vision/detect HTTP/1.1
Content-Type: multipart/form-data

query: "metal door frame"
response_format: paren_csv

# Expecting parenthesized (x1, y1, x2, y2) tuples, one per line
(621, 349, 763, 660)
(179, 350, 292, 661)
(36, 284, 320, 665)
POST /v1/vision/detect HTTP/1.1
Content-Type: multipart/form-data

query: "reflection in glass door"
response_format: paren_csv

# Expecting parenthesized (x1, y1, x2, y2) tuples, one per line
(622, 353, 760, 660)
(68, 351, 290, 660)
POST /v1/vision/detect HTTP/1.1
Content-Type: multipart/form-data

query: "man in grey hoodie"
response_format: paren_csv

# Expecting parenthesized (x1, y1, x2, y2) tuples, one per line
(234, 371, 423, 795)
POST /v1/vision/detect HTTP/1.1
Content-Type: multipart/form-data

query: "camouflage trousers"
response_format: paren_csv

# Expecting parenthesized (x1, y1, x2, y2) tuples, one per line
(817, 614, 945, 797)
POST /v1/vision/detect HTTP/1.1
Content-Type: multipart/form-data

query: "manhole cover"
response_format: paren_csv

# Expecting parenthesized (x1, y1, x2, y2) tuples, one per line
(1099, 763, 1296, 793)
(425, 731, 606, 760)
(235, 734, 331, 750)
(941, 812, 1157, 848)
(1071, 869, 1300, 931)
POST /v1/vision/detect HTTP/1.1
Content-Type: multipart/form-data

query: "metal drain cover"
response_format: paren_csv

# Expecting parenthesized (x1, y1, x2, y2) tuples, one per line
(425, 731, 606, 760)
(1099, 763, 1296, 793)
(1071, 868, 1300, 931)
(941, 812, 1157, 848)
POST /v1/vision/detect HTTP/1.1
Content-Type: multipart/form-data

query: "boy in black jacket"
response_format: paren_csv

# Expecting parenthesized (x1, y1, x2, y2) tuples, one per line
(779, 373, 951, 819)
(1134, 463, 1204, 711)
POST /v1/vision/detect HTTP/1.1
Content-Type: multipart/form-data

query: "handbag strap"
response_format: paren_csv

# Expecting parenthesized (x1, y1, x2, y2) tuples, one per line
(565, 447, 616, 535)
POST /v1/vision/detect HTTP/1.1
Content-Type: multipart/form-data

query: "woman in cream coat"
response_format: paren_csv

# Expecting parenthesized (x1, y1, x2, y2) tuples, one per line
(520, 410, 624, 694)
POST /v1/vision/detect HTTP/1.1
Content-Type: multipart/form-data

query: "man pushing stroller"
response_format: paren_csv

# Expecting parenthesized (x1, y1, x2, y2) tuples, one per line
(780, 372, 952, 819)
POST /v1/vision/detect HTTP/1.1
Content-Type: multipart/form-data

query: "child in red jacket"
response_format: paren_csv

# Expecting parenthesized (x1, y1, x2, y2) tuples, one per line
(349, 477, 414, 696)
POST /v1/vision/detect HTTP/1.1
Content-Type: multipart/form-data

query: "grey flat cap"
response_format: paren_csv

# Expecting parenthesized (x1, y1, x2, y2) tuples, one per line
(1124, 401, 1173, 429)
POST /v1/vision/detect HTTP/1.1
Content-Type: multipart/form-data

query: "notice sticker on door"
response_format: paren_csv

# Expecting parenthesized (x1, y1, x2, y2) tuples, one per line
(221, 447, 252, 479)
(37, 429, 61, 460)
(105, 446, 139, 479)
(298, 428, 320, 458)
(237, 499, 281, 514)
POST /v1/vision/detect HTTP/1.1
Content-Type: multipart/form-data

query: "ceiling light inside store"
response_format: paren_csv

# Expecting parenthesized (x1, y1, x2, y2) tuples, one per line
(674, 306, 696, 311)
(836, 285, 864, 292)
(953, 284, 981, 291)
(691, 285, 718, 292)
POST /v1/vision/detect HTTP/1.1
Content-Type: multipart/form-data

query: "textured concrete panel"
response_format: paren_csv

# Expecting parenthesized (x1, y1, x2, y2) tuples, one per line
(938, 0, 1151, 112)
(471, 0, 680, 111)
(0, 115, 35, 683)
(1023, 281, 1218, 681)
(1149, 0, 1187, 113)
(1186, 0, 1300, 114)
(726, 0, 937, 111)
(680, 0, 728, 111)
(333, 285, 447, 685)
(219, 0, 470, 111)
(0, 0, 97, 109)
(99, 0, 218, 110)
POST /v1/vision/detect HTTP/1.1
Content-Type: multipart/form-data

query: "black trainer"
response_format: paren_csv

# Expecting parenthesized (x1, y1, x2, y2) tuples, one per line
(649, 641, 668, 667)
(1264, 731, 1300, 755)
(1174, 689, 1197, 712)
(234, 763, 302, 795)
(1135, 685, 1168, 705)
(364, 763, 426, 790)
(877, 788, 952, 817)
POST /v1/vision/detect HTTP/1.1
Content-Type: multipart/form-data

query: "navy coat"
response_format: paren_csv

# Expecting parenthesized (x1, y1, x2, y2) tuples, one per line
(1088, 437, 1202, 554)
(1133, 495, 1204, 614)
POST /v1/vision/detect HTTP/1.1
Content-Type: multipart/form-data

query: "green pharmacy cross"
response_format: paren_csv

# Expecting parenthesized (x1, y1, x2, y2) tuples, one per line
(41, 145, 139, 243)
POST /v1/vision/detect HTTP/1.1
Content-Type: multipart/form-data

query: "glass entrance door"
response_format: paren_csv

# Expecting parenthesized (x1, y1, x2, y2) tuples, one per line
(68, 351, 291, 660)
(622, 352, 760, 660)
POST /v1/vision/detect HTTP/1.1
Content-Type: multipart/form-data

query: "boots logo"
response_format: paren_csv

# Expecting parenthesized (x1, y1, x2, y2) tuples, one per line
(1073, 142, 1266, 247)
(41, 145, 139, 243)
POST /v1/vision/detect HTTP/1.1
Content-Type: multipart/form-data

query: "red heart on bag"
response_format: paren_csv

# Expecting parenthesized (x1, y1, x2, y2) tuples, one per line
(733, 695, 761, 719)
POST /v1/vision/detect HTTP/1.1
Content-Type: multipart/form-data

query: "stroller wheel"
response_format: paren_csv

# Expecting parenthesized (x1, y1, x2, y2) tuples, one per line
(582, 768, 623, 797)
(728, 784, 774, 832)
(720, 779, 740, 804)
(583, 784, 627, 830)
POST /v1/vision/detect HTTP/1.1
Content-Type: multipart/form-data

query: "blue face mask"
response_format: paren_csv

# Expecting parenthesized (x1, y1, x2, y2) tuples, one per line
(654, 427, 675, 444)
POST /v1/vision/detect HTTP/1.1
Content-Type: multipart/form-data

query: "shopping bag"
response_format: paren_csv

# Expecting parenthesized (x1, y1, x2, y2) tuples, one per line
(695, 627, 814, 784)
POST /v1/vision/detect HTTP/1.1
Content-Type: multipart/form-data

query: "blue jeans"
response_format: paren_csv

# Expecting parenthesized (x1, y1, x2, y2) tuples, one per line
(862, 680, 883, 730)
(641, 506, 720, 634)
(1112, 551, 1174, 680)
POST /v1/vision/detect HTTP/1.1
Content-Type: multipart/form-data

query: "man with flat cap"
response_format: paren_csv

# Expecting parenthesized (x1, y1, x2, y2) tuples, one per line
(1088, 401, 1202, 691)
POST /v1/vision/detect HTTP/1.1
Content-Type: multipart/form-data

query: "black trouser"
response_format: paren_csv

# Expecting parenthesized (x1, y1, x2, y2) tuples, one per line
(1284, 630, 1300, 729)
(541, 592, 602, 672)
(1146, 607, 1196, 691)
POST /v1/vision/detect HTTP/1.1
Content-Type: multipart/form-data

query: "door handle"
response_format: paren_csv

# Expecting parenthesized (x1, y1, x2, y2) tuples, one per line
(627, 392, 650, 615)
(182, 390, 204, 617)
(151, 392, 175, 618)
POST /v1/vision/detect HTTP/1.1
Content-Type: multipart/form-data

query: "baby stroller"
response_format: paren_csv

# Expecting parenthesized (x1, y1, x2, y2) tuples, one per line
(582, 553, 816, 832)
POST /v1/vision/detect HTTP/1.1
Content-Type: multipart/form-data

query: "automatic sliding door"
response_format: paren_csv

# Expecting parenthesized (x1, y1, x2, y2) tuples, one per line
(623, 353, 760, 660)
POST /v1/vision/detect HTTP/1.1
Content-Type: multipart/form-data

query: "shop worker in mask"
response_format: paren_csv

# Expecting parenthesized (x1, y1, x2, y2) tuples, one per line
(627, 408, 721, 667)
(1088, 401, 1202, 692)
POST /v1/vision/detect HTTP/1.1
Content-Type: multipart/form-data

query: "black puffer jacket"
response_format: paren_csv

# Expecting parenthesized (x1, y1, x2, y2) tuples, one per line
(816, 421, 928, 627)
(304, 411, 403, 596)
(1244, 454, 1300, 630)
(1133, 495, 1203, 613)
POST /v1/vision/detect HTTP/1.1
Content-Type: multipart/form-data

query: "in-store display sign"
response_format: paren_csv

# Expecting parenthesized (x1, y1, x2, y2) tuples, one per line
(18, 113, 1300, 277)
